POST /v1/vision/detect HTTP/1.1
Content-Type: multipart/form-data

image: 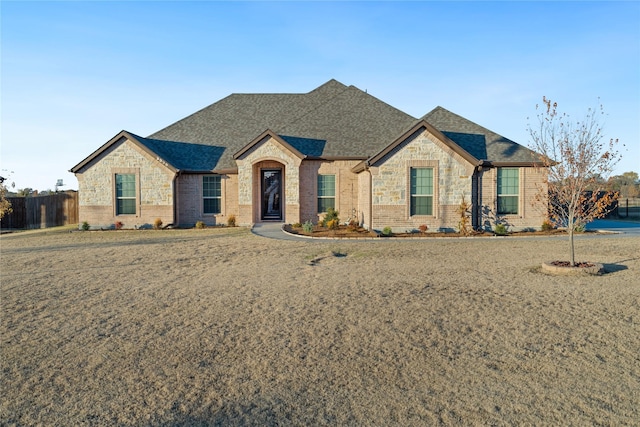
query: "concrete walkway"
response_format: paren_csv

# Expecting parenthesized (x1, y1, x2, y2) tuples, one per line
(251, 223, 309, 241)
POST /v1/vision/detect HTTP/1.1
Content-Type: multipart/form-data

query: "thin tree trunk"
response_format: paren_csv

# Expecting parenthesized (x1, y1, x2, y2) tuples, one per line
(569, 227, 575, 266)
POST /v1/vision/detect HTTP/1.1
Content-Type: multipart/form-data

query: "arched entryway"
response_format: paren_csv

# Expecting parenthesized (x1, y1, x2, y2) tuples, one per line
(261, 169, 282, 220)
(254, 160, 285, 222)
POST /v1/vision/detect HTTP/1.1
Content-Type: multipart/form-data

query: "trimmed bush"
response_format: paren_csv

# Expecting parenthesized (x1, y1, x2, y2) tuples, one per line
(321, 207, 339, 227)
(302, 220, 314, 233)
(494, 223, 508, 236)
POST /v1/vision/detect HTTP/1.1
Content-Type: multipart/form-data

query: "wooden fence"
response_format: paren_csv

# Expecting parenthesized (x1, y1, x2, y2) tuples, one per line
(1, 191, 78, 230)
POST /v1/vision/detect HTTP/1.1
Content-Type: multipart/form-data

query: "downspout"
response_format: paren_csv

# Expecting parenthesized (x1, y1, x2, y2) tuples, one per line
(472, 166, 480, 231)
(366, 161, 373, 231)
(172, 171, 180, 227)
(475, 161, 491, 231)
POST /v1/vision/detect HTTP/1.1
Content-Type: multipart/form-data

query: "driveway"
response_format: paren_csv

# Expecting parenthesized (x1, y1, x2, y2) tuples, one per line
(586, 219, 640, 237)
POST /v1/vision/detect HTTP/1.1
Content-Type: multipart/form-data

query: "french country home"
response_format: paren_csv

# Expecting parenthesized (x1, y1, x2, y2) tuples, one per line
(70, 80, 547, 231)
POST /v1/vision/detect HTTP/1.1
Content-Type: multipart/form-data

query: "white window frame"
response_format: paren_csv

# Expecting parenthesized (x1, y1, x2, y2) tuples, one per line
(203, 175, 222, 215)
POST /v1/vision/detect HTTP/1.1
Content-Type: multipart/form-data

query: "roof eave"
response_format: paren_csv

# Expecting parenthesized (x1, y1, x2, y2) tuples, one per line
(485, 161, 550, 168)
(178, 168, 239, 175)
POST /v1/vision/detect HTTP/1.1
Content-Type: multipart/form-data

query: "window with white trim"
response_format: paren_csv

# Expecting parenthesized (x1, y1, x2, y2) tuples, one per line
(115, 174, 136, 215)
(410, 168, 433, 216)
(497, 168, 519, 214)
(203, 176, 221, 214)
(317, 174, 335, 213)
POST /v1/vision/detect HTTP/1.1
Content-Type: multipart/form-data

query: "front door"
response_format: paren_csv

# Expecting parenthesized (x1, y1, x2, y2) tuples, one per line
(261, 169, 282, 220)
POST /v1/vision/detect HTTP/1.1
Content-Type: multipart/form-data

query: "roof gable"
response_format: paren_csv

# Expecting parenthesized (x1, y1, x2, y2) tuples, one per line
(69, 131, 178, 174)
(422, 106, 540, 164)
(233, 130, 306, 160)
(355, 120, 479, 172)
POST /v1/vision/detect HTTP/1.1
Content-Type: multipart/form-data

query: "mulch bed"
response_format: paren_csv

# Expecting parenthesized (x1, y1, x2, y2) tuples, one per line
(284, 225, 577, 238)
(549, 261, 597, 268)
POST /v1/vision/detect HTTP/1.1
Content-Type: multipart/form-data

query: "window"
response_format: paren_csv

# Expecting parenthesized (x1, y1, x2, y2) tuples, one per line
(203, 176, 221, 214)
(115, 174, 136, 215)
(317, 174, 335, 213)
(410, 168, 433, 216)
(497, 168, 519, 214)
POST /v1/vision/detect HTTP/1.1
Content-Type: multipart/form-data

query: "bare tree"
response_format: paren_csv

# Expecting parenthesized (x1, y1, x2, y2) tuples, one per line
(528, 97, 621, 266)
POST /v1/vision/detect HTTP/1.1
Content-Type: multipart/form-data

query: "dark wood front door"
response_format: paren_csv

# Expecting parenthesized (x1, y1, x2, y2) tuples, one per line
(261, 169, 282, 220)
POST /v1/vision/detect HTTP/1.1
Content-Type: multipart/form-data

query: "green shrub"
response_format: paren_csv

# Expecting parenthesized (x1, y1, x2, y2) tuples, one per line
(195, 220, 206, 229)
(382, 226, 393, 237)
(541, 219, 554, 231)
(292, 222, 302, 228)
(302, 220, 314, 233)
(321, 207, 339, 227)
(227, 214, 236, 227)
(494, 223, 508, 236)
(81, 221, 90, 231)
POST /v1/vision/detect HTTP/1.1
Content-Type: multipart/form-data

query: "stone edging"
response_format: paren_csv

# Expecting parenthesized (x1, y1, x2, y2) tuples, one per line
(541, 261, 605, 275)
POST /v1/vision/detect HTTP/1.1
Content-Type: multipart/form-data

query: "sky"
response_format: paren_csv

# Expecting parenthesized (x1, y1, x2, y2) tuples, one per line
(1, 1, 639, 192)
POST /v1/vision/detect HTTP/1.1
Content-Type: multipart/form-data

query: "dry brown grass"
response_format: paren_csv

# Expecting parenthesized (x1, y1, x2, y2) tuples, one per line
(1, 227, 639, 426)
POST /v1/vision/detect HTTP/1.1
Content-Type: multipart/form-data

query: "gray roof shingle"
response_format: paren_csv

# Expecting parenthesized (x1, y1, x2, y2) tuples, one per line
(147, 79, 417, 171)
(422, 106, 538, 163)
(73, 81, 538, 174)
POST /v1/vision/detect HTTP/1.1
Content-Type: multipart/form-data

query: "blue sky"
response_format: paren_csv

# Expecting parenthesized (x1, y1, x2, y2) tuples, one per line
(2, 1, 638, 191)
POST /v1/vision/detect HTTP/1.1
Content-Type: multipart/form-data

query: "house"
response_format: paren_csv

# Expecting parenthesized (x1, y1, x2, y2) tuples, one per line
(70, 80, 548, 232)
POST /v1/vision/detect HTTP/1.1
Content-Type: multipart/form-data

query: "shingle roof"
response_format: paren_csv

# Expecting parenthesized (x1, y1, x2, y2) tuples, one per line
(422, 106, 539, 163)
(71, 81, 541, 175)
(148, 79, 417, 171)
(137, 136, 225, 172)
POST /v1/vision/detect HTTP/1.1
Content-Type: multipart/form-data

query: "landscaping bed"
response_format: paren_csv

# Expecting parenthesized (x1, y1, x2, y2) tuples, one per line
(284, 224, 579, 238)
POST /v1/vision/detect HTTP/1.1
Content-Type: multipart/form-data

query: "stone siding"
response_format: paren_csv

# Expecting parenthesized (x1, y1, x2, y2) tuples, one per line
(235, 136, 302, 225)
(76, 138, 174, 228)
(369, 129, 474, 231)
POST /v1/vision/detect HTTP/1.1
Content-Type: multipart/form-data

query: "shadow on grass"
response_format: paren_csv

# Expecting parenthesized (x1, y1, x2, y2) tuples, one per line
(604, 256, 639, 274)
(603, 263, 629, 274)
